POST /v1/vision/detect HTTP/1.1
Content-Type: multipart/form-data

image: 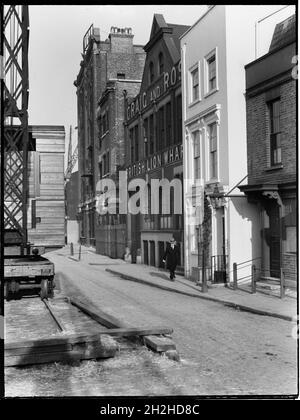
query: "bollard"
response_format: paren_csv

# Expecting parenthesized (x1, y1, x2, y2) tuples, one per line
(202, 266, 208, 293)
(78, 244, 82, 261)
(280, 268, 285, 299)
(233, 263, 237, 290)
(70, 242, 74, 256)
(251, 264, 256, 294)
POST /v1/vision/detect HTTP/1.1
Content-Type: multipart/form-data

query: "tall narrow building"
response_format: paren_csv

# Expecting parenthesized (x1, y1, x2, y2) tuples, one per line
(124, 14, 189, 268)
(74, 25, 145, 251)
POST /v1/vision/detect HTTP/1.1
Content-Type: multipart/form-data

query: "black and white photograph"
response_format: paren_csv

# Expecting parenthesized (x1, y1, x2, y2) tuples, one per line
(1, 3, 298, 406)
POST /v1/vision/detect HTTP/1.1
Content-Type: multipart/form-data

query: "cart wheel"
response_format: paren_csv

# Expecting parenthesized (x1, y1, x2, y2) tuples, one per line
(40, 279, 48, 299)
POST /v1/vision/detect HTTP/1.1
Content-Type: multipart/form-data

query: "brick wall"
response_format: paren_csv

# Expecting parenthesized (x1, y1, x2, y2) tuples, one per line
(246, 78, 296, 185)
(283, 253, 297, 282)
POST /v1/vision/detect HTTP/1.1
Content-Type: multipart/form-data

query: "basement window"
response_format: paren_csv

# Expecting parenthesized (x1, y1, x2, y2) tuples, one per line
(117, 73, 125, 79)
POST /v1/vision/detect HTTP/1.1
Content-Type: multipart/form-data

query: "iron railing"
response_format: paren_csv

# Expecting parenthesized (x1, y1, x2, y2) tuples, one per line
(231, 257, 295, 299)
(211, 254, 228, 284)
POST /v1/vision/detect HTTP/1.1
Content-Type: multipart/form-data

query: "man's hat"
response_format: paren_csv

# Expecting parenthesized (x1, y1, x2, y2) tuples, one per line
(170, 237, 176, 243)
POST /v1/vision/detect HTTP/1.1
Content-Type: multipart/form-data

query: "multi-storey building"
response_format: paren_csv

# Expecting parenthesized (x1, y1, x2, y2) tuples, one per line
(240, 14, 297, 284)
(96, 28, 145, 258)
(180, 5, 291, 282)
(74, 25, 145, 250)
(124, 14, 189, 268)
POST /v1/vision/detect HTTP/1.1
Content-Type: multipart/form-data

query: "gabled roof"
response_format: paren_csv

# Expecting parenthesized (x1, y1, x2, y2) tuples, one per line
(144, 13, 190, 59)
(269, 13, 296, 52)
(149, 14, 169, 38)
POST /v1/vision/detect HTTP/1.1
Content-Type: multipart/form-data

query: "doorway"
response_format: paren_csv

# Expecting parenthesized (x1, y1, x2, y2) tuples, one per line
(158, 241, 165, 268)
(269, 204, 280, 278)
(149, 240, 155, 266)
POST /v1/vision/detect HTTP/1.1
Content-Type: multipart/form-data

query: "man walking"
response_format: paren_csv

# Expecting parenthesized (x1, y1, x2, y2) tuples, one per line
(162, 237, 180, 280)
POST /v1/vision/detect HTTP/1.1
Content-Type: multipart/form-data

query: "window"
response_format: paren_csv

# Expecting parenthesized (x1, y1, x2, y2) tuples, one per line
(117, 73, 125, 79)
(166, 102, 172, 146)
(158, 52, 164, 75)
(134, 125, 139, 161)
(208, 123, 217, 179)
(143, 118, 148, 157)
(102, 113, 106, 134)
(158, 107, 165, 149)
(269, 99, 281, 166)
(193, 130, 201, 181)
(191, 67, 199, 102)
(193, 226, 200, 253)
(149, 61, 154, 84)
(208, 55, 216, 91)
(98, 162, 102, 178)
(103, 154, 106, 175)
(205, 49, 218, 95)
(130, 129, 134, 163)
(99, 116, 102, 137)
(149, 114, 154, 155)
(106, 111, 109, 132)
(106, 151, 110, 174)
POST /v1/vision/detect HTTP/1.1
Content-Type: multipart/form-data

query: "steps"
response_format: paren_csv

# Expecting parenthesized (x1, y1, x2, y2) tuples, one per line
(234, 275, 297, 299)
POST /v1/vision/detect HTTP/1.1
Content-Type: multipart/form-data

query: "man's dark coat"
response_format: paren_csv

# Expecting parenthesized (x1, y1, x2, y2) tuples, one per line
(163, 243, 180, 271)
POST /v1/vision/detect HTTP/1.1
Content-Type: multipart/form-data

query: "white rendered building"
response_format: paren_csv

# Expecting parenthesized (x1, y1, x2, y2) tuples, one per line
(180, 5, 295, 282)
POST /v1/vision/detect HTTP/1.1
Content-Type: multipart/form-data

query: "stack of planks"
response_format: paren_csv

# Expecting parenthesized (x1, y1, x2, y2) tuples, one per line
(27, 126, 65, 250)
(5, 296, 176, 367)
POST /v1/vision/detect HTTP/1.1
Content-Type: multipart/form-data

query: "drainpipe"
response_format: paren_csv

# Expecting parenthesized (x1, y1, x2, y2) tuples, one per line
(181, 42, 189, 278)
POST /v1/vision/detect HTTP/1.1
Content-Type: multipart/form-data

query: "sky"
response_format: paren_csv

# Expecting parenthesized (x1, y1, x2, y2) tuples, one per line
(27, 4, 295, 159)
(28, 4, 208, 155)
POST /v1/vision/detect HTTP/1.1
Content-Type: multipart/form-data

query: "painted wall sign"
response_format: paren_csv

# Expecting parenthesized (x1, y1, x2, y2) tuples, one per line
(127, 144, 183, 178)
(127, 61, 181, 120)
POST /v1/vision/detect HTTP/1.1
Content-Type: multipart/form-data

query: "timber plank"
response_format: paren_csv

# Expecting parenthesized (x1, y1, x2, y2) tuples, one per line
(5, 333, 103, 350)
(5, 327, 174, 352)
(5, 343, 73, 356)
(143, 335, 176, 353)
(69, 297, 126, 329)
(5, 337, 117, 367)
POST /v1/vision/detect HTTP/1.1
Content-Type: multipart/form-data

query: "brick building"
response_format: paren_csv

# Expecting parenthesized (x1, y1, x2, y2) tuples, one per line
(124, 14, 189, 268)
(240, 14, 297, 284)
(74, 25, 145, 250)
(96, 76, 145, 258)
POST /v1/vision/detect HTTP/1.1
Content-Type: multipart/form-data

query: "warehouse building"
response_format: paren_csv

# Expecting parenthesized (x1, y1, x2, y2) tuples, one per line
(124, 14, 189, 268)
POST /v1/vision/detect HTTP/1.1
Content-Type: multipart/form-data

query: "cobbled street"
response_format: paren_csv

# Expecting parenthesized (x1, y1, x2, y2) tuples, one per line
(5, 251, 298, 397)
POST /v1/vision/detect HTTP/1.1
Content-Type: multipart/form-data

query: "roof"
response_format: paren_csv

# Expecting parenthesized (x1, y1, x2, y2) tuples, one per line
(145, 14, 190, 57)
(269, 13, 296, 52)
(166, 23, 190, 52)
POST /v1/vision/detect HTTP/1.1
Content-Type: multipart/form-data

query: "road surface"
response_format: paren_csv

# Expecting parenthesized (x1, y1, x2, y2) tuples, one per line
(5, 251, 298, 397)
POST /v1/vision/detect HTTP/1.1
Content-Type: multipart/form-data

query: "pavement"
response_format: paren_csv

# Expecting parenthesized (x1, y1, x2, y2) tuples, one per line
(56, 245, 297, 322)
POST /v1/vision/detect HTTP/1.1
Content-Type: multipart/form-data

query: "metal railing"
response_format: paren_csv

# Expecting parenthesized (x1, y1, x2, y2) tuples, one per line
(232, 257, 295, 299)
(232, 257, 261, 292)
(211, 254, 228, 284)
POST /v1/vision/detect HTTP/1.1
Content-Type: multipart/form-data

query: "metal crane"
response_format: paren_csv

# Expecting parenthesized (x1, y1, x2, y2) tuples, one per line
(2, 5, 30, 254)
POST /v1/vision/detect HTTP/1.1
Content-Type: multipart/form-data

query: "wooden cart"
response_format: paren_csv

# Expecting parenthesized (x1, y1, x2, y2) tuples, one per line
(4, 255, 55, 300)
